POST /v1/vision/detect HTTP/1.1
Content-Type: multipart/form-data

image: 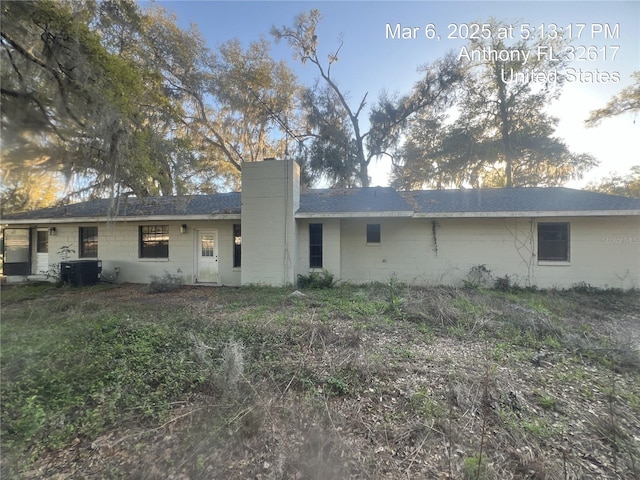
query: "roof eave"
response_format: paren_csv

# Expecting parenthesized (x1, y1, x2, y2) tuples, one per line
(412, 210, 640, 218)
(295, 211, 414, 219)
(3, 213, 241, 225)
(5, 210, 638, 225)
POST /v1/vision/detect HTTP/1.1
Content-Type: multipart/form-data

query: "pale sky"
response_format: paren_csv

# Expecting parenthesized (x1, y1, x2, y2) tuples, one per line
(147, 0, 640, 188)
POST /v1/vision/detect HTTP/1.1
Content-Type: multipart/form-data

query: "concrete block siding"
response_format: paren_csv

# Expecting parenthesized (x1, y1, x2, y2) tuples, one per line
(241, 160, 299, 286)
(297, 216, 639, 289)
(45, 221, 241, 286)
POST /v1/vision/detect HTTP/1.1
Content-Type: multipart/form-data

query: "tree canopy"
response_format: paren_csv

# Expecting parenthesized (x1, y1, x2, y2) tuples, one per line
(1, 0, 300, 212)
(392, 20, 598, 190)
(272, 9, 461, 187)
(586, 166, 640, 198)
(2, 7, 611, 213)
(585, 71, 640, 127)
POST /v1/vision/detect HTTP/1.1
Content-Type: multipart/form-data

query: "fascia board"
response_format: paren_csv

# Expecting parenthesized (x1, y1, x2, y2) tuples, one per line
(295, 211, 414, 219)
(3, 214, 241, 225)
(411, 210, 640, 218)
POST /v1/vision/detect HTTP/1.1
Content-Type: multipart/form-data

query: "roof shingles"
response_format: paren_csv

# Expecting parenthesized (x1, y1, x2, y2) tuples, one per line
(298, 187, 412, 213)
(401, 187, 640, 214)
(3, 187, 638, 221)
(3, 193, 242, 220)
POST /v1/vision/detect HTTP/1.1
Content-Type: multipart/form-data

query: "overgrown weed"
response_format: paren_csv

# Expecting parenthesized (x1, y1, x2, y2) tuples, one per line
(2, 283, 639, 479)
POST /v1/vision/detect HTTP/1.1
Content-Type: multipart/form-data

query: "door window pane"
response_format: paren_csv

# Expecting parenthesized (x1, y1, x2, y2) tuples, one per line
(201, 235, 215, 257)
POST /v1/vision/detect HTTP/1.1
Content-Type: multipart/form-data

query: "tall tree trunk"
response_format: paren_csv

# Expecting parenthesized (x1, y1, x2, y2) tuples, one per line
(357, 142, 370, 187)
(495, 61, 513, 187)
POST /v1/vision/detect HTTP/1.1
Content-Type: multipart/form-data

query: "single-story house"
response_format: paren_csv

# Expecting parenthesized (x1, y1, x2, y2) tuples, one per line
(2, 159, 639, 289)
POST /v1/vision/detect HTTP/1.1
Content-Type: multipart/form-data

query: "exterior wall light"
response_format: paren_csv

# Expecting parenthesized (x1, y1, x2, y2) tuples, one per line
(49, 226, 57, 235)
(180, 224, 187, 234)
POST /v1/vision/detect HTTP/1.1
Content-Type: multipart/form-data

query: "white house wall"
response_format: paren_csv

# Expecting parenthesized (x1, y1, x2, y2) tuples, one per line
(8, 212, 638, 289)
(45, 220, 241, 286)
(532, 216, 639, 289)
(296, 218, 341, 279)
(430, 217, 537, 287)
(308, 216, 639, 289)
(339, 218, 436, 284)
(335, 217, 519, 285)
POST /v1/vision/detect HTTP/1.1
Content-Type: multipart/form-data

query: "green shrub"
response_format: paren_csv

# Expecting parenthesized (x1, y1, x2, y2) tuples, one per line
(386, 273, 406, 319)
(494, 275, 511, 291)
(568, 281, 599, 294)
(463, 265, 493, 289)
(297, 269, 336, 289)
(538, 395, 556, 411)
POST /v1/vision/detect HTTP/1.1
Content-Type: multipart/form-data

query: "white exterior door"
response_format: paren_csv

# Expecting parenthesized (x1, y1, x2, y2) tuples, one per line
(197, 230, 218, 283)
(36, 229, 49, 274)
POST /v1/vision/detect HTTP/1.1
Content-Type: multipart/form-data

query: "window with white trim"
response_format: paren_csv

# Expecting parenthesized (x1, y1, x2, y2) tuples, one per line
(366, 223, 381, 244)
(538, 223, 569, 261)
(233, 224, 241, 268)
(309, 223, 323, 268)
(79, 226, 98, 258)
(139, 225, 169, 258)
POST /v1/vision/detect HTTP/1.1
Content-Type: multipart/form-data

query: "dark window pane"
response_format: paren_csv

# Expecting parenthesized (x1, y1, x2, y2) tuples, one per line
(233, 224, 242, 268)
(538, 223, 569, 261)
(140, 225, 169, 258)
(80, 226, 98, 258)
(366, 224, 381, 243)
(309, 223, 323, 268)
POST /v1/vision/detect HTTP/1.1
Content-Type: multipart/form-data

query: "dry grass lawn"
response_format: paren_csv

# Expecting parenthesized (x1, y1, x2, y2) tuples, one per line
(1, 282, 639, 479)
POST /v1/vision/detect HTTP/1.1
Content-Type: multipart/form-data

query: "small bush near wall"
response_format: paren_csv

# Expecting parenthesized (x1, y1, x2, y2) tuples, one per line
(39, 245, 76, 283)
(297, 269, 337, 289)
(494, 275, 512, 291)
(463, 264, 494, 289)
